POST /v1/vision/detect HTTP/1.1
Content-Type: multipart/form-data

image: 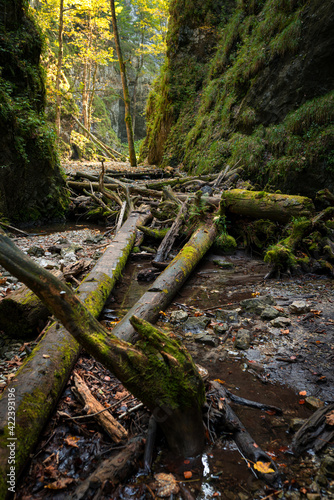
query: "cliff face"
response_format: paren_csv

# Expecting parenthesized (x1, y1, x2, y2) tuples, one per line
(141, 0, 334, 196)
(0, 0, 68, 222)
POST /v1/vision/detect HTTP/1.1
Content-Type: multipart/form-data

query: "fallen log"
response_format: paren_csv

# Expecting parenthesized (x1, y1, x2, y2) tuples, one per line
(71, 436, 144, 500)
(0, 222, 216, 461)
(0, 270, 63, 338)
(111, 223, 218, 343)
(72, 372, 128, 443)
(292, 403, 334, 456)
(153, 198, 188, 267)
(221, 189, 315, 223)
(210, 381, 281, 487)
(0, 209, 148, 498)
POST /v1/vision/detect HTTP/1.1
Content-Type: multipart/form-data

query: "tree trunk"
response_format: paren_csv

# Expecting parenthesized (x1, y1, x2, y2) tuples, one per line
(111, 223, 218, 343)
(109, 0, 137, 167)
(55, 0, 64, 139)
(221, 189, 315, 223)
(0, 270, 63, 338)
(0, 222, 216, 465)
(0, 210, 148, 498)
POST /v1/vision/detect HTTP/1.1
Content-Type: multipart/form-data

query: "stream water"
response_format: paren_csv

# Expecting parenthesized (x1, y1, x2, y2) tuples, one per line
(1, 225, 333, 499)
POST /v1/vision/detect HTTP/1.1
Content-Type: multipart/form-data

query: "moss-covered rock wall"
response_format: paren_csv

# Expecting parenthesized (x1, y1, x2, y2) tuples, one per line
(141, 0, 334, 196)
(0, 0, 68, 222)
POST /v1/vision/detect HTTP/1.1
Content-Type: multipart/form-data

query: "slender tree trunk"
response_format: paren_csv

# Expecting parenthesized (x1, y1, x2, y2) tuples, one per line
(110, 0, 137, 167)
(88, 61, 98, 134)
(55, 0, 64, 140)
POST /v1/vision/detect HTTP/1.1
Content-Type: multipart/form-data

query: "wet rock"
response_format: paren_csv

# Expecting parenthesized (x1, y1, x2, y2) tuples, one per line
(240, 295, 275, 314)
(319, 455, 334, 479)
(183, 316, 211, 332)
(27, 245, 45, 257)
(36, 258, 59, 270)
(213, 259, 234, 269)
(213, 323, 229, 334)
(170, 310, 189, 323)
(260, 305, 280, 320)
(270, 316, 292, 328)
(215, 308, 240, 323)
(305, 396, 324, 411)
(234, 329, 251, 350)
(194, 333, 218, 347)
(289, 300, 311, 314)
(200, 184, 213, 195)
(289, 418, 306, 432)
(137, 269, 158, 281)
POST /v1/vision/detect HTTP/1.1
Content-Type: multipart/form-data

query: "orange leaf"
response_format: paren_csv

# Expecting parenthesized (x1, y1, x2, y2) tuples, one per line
(280, 329, 290, 335)
(299, 390, 307, 396)
(299, 399, 305, 405)
(184, 459, 190, 464)
(265, 410, 276, 416)
(253, 461, 275, 474)
(64, 436, 80, 448)
(184, 471, 192, 479)
(253, 443, 259, 448)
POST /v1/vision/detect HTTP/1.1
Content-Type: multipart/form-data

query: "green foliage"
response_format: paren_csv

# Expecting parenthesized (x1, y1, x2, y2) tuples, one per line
(143, 0, 333, 195)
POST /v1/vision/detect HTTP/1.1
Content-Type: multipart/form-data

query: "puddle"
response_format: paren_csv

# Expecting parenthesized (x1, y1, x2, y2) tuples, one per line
(100, 250, 328, 498)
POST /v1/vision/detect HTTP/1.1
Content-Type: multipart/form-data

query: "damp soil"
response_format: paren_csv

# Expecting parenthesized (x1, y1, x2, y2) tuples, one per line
(4, 241, 334, 499)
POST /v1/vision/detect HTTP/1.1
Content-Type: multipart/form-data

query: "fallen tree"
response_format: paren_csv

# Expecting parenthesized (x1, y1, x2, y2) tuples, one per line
(0, 223, 217, 463)
(0, 209, 149, 498)
(221, 189, 315, 223)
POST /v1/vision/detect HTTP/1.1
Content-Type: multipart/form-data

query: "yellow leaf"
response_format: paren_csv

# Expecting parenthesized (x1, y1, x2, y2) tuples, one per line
(253, 461, 275, 474)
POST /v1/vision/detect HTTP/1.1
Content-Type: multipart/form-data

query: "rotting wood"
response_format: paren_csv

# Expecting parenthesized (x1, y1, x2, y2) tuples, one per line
(210, 381, 281, 487)
(153, 198, 188, 266)
(292, 403, 334, 456)
(0, 222, 216, 460)
(221, 189, 315, 223)
(111, 222, 218, 344)
(72, 372, 128, 443)
(70, 436, 144, 500)
(0, 209, 149, 498)
(0, 269, 64, 338)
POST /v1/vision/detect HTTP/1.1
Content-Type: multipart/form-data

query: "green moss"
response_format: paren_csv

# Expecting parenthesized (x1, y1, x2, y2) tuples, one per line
(0, 0, 69, 222)
(214, 233, 237, 253)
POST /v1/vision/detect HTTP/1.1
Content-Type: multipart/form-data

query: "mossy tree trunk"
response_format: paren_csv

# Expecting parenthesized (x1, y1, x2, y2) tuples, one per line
(110, 0, 137, 167)
(0, 210, 148, 498)
(0, 226, 214, 458)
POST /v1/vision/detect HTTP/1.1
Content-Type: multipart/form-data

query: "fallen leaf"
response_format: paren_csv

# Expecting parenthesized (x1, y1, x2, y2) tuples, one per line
(154, 473, 179, 497)
(183, 471, 192, 479)
(253, 461, 275, 474)
(64, 436, 80, 448)
(265, 410, 276, 416)
(325, 410, 334, 426)
(43, 354, 50, 359)
(184, 459, 190, 464)
(299, 390, 307, 396)
(253, 443, 259, 448)
(299, 399, 305, 405)
(280, 329, 290, 335)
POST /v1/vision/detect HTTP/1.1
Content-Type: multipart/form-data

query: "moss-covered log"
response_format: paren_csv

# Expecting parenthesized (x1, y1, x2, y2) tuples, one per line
(112, 223, 218, 343)
(264, 207, 334, 273)
(221, 189, 315, 223)
(0, 270, 63, 338)
(0, 210, 148, 498)
(0, 229, 207, 459)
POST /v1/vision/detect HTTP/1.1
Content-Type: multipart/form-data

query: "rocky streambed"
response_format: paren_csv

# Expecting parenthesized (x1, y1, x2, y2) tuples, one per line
(0, 226, 333, 499)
